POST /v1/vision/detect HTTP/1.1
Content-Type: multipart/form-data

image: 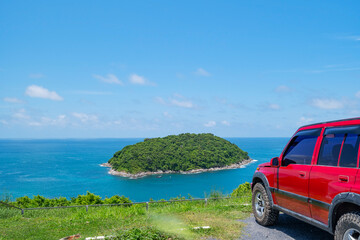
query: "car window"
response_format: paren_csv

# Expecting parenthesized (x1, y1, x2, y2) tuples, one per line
(282, 135, 318, 166)
(317, 134, 344, 166)
(339, 134, 359, 168)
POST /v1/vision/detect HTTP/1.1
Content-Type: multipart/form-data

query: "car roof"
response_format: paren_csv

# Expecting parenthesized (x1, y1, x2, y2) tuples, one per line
(298, 117, 360, 131)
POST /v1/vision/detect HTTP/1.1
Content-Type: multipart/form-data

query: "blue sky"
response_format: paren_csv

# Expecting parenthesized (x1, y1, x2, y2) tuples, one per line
(1, 1, 360, 138)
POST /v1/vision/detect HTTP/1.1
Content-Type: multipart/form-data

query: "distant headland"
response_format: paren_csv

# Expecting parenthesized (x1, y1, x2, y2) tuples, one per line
(101, 133, 252, 179)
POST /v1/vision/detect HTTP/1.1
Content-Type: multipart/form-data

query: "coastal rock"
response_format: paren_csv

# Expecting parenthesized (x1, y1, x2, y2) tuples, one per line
(99, 163, 111, 167)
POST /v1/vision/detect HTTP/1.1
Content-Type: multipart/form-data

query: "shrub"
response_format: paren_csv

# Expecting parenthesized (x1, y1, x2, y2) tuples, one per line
(13, 192, 132, 208)
(206, 190, 225, 199)
(231, 182, 251, 198)
(71, 192, 103, 205)
(104, 195, 131, 205)
(15, 196, 33, 208)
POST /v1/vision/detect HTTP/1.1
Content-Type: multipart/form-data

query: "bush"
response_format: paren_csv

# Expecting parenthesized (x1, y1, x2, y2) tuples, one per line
(15, 196, 33, 208)
(205, 189, 225, 199)
(13, 192, 132, 208)
(104, 195, 131, 205)
(231, 182, 251, 198)
(71, 192, 102, 205)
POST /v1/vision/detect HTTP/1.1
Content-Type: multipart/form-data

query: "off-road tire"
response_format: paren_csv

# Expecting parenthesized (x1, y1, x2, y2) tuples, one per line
(252, 183, 279, 226)
(334, 211, 360, 240)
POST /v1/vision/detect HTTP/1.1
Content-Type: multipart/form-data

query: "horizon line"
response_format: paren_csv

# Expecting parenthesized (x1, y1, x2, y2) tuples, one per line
(0, 136, 291, 140)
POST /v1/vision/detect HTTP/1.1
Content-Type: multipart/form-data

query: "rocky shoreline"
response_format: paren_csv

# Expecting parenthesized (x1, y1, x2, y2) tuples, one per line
(100, 158, 255, 179)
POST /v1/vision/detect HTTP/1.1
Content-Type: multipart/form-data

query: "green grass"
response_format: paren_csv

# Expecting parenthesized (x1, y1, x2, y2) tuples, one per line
(0, 195, 251, 240)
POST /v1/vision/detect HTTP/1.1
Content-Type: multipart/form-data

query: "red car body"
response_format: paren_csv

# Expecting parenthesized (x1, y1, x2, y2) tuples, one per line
(252, 118, 360, 237)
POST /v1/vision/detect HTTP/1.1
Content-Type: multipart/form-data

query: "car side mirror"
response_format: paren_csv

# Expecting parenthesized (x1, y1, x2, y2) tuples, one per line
(270, 157, 279, 167)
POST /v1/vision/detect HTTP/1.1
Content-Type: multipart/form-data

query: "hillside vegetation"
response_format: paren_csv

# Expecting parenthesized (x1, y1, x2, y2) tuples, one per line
(108, 133, 250, 174)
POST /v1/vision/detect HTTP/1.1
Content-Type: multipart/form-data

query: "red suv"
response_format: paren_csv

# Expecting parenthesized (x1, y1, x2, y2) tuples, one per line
(252, 118, 360, 240)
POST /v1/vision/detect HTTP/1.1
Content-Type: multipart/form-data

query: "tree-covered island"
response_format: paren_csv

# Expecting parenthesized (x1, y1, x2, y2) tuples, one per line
(103, 133, 252, 179)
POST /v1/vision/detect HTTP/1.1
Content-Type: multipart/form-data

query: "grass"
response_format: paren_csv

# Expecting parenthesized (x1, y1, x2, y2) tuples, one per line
(0, 195, 252, 240)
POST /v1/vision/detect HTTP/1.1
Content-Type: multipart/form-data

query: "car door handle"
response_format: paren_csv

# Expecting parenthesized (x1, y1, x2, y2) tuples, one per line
(299, 172, 306, 177)
(339, 175, 349, 183)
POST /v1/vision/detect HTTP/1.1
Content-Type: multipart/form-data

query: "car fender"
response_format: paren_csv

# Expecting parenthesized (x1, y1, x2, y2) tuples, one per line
(252, 171, 274, 207)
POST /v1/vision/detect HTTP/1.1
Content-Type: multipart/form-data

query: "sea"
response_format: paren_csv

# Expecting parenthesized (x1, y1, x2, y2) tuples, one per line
(0, 138, 289, 202)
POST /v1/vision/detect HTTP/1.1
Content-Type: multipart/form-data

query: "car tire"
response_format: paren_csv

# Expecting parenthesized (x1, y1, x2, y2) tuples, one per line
(252, 183, 279, 226)
(334, 212, 360, 240)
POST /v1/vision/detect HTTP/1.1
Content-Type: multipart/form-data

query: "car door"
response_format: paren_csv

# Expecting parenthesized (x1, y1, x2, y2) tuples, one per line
(274, 128, 321, 218)
(309, 126, 360, 225)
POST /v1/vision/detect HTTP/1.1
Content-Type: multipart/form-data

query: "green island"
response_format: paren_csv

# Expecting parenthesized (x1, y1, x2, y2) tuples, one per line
(0, 183, 252, 240)
(106, 133, 251, 178)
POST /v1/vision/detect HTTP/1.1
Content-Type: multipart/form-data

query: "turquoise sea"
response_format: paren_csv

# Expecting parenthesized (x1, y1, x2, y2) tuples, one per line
(0, 138, 289, 202)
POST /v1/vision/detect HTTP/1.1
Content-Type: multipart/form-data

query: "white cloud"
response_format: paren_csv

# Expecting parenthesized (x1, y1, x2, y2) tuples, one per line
(129, 74, 154, 85)
(129, 74, 146, 85)
(298, 116, 314, 126)
(113, 120, 123, 125)
(311, 98, 343, 110)
(275, 85, 291, 93)
(173, 93, 184, 98)
(268, 104, 280, 110)
(4, 97, 24, 103)
(170, 99, 194, 108)
(29, 73, 45, 79)
(155, 95, 195, 109)
(155, 97, 166, 105)
(221, 120, 230, 126)
(25, 85, 63, 101)
(93, 74, 123, 85)
(27, 115, 67, 127)
(28, 121, 42, 126)
(204, 121, 216, 127)
(0, 119, 8, 125)
(13, 109, 30, 120)
(163, 112, 172, 118)
(44, 115, 66, 125)
(195, 68, 211, 77)
(5, 108, 69, 127)
(340, 36, 360, 41)
(72, 112, 98, 123)
(356, 91, 360, 98)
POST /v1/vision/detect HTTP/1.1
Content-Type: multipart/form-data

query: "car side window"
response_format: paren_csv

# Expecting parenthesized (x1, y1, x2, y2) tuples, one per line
(282, 135, 318, 166)
(339, 134, 359, 168)
(317, 134, 345, 166)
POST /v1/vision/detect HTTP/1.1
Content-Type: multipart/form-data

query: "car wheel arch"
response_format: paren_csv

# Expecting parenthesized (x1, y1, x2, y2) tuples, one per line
(329, 192, 360, 232)
(252, 172, 274, 207)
